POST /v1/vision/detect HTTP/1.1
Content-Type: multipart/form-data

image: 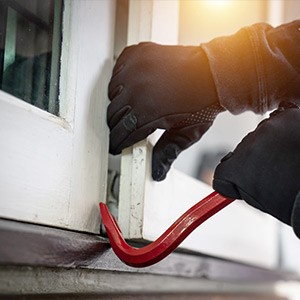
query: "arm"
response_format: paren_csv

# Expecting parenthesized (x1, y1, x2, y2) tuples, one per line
(203, 20, 300, 114)
(108, 20, 300, 181)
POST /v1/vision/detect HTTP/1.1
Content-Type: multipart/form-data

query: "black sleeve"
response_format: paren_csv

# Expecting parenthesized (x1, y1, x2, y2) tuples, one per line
(202, 20, 300, 114)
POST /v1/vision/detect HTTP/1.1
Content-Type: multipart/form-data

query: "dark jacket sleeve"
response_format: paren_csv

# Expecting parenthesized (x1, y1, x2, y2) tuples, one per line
(202, 20, 300, 114)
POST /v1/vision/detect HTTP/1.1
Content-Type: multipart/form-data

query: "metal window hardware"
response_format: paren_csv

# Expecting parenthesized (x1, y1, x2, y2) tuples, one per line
(106, 170, 120, 217)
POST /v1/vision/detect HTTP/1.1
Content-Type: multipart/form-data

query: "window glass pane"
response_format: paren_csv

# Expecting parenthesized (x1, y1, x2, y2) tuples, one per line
(0, 0, 63, 115)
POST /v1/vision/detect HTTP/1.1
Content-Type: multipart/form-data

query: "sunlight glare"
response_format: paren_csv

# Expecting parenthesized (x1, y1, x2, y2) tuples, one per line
(205, 0, 231, 9)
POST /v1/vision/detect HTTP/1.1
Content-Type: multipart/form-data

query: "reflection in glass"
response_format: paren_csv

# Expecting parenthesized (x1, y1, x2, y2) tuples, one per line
(0, 0, 63, 115)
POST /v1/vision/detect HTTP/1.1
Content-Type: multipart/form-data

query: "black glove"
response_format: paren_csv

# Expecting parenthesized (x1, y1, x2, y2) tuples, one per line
(108, 42, 224, 181)
(213, 102, 300, 238)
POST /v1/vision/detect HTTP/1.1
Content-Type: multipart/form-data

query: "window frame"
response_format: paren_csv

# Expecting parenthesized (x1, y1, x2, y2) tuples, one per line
(0, 0, 63, 114)
(0, 0, 114, 233)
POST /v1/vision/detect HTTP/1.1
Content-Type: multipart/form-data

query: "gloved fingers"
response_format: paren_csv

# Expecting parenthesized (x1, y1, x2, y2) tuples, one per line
(107, 104, 132, 130)
(109, 119, 132, 154)
(213, 158, 241, 200)
(108, 65, 126, 101)
(108, 80, 124, 101)
(213, 159, 270, 213)
(107, 87, 134, 129)
(109, 112, 195, 155)
(112, 44, 137, 73)
(152, 123, 211, 181)
(109, 118, 155, 154)
(212, 103, 300, 226)
(108, 45, 139, 100)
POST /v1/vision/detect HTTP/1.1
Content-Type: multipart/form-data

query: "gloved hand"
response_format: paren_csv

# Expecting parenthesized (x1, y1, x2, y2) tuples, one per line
(213, 102, 300, 238)
(108, 42, 224, 181)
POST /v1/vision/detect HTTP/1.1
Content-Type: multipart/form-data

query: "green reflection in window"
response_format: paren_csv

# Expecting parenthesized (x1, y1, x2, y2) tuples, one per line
(0, 0, 63, 115)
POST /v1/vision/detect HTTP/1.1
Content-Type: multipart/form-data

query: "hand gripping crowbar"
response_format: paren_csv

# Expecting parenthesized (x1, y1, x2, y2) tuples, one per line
(100, 191, 234, 268)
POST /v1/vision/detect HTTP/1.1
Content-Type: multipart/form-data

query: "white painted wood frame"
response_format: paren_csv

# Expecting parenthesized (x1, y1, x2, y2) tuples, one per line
(0, 0, 115, 233)
(118, 0, 279, 269)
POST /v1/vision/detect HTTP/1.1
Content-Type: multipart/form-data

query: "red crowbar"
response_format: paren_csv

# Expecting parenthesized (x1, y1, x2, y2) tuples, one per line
(100, 191, 234, 268)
